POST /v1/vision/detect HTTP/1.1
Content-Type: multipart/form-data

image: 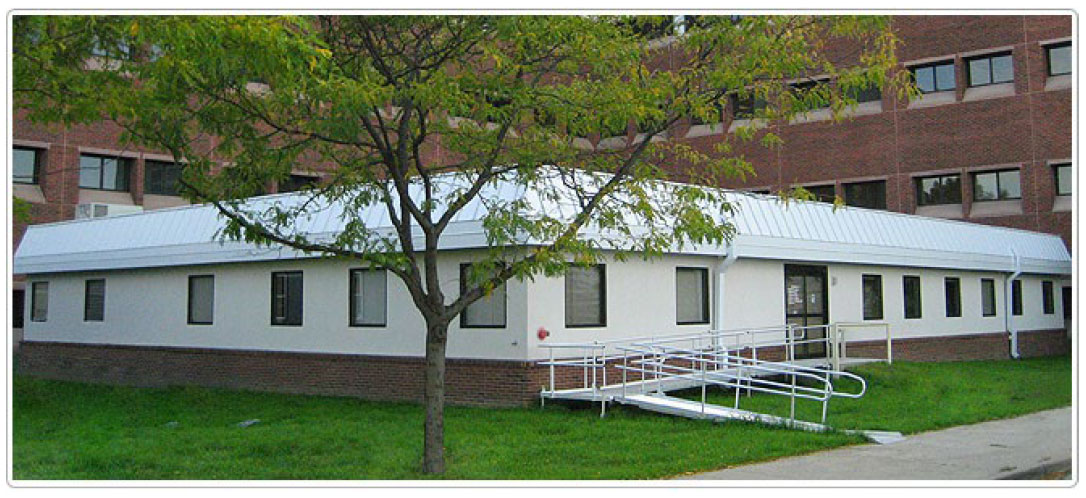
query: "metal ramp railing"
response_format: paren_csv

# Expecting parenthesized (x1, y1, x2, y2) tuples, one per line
(539, 323, 901, 442)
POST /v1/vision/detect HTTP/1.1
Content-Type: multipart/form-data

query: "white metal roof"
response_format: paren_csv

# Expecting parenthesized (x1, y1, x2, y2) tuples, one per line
(14, 172, 1071, 276)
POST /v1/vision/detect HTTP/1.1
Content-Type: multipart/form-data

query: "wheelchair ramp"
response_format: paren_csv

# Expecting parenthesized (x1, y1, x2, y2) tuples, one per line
(618, 393, 904, 444)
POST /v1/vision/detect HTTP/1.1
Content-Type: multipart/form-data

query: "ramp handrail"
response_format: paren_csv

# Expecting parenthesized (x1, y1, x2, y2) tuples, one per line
(832, 322, 893, 367)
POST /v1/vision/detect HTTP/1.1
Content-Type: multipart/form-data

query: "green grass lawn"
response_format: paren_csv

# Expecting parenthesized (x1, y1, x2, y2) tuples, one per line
(13, 356, 1071, 480)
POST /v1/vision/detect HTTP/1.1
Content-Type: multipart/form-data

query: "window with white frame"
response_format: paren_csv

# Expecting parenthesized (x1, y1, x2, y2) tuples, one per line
(460, 264, 506, 328)
(565, 264, 606, 327)
(676, 267, 709, 325)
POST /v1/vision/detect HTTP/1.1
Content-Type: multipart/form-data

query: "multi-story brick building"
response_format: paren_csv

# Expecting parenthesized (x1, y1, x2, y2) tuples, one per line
(10, 14, 1074, 330)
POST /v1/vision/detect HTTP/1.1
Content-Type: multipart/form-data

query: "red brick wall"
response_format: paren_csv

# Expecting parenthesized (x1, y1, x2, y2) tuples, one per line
(17, 328, 1069, 406)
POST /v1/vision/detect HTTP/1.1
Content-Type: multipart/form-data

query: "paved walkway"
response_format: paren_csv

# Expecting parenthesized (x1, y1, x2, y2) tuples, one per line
(682, 407, 1073, 480)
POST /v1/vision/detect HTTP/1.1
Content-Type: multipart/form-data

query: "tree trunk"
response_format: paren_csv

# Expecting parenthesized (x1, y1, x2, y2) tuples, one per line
(422, 319, 449, 474)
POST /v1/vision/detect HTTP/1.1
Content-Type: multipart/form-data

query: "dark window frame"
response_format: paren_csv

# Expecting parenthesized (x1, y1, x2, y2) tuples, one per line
(965, 51, 1014, 88)
(13, 146, 43, 185)
(31, 281, 49, 323)
(910, 60, 957, 94)
(349, 268, 388, 328)
(270, 271, 303, 327)
(972, 169, 1022, 202)
(944, 277, 962, 318)
(803, 184, 838, 203)
(862, 274, 884, 321)
(1011, 279, 1023, 316)
(84, 279, 106, 322)
(915, 174, 963, 206)
(843, 180, 887, 210)
(981, 278, 997, 317)
(564, 264, 607, 328)
(675, 267, 711, 325)
(144, 159, 183, 196)
(459, 263, 507, 329)
(730, 93, 767, 120)
(1042, 281, 1055, 315)
(1045, 41, 1071, 77)
(187, 275, 215, 325)
(78, 153, 132, 191)
(903, 275, 922, 319)
(1054, 163, 1072, 197)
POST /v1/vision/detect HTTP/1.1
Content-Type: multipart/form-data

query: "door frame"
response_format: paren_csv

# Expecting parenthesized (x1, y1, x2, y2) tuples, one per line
(784, 264, 829, 359)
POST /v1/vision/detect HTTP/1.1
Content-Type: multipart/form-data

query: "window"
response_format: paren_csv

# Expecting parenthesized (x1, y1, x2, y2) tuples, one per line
(803, 184, 837, 203)
(31, 282, 49, 322)
(565, 264, 606, 327)
(13, 290, 24, 328)
(847, 84, 882, 104)
(911, 60, 956, 93)
(944, 277, 961, 318)
(460, 264, 505, 328)
(84, 279, 105, 322)
(903, 276, 922, 319)
(144, 160, 183, 196)
(1011, 279, 1023, 316)
(690, 102, 724, 126)
(730, 93, 767, 119)
(280, 174, 319, 193)
(973, 169, 1021, 201)
(350, 268, 387, 327)
(844, 180, 886, 210)
(676, 267, 710, 325)
(1042, 281, 1055, 315)
(862, 274, 883, 320)
(790, 79, 831, 110)
(981, 278, 997, 317)
(1046, 41, 1071, 76)
(187, 275, 214, 325)
(966, 52, 1014, 87)
(13, 147, 42, 185)
(271, 271, 303, 326)
(916, 174, 962, 206)
(79, 154, 131, 191)
(1054, 163, 1072, 196)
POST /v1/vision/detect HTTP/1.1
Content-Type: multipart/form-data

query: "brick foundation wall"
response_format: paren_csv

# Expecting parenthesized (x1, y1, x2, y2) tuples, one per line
(17, 328, 1070, 406)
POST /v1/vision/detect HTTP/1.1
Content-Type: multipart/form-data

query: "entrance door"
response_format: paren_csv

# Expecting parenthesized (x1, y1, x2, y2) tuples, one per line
(785, 265, 828, 359)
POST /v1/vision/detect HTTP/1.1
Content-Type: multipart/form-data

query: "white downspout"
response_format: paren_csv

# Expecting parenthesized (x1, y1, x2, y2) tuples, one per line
(713, 243, 739, 332)
(1004, 249, 1022, 359)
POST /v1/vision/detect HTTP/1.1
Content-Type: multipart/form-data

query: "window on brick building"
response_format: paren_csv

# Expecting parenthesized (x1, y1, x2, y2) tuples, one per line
(911, 60, 956, 93)
(460, 264, 506, 328)
(279, 174, 320, 193)
(1042, 281, 1055, 315)
(916, 174, 962, 206)
(187, 275, 214, 325)
(31, 282, 49, 322)
(1054, 163, 1072, 196)
(79, 154, 131, 191)
(847, 84, 883, 104)
(972, 169, 1021, 201)
(690, 102, 724, 126)
(145, 160, 183, 196)
(350, 268, 387, 327)
(1046, 41, 1071, 76)
(13, 146, 42, 185)
(730, 93, 767, 120)
(790, 79, 831, 111)
(944, 277, 961, 318)
(844, 180, 887, 209)
(84, 279, 106, 322)
(966, 52, 1014, 87)
(565, 264, 606, 327)
(903, 275, 922, 319)
(981, 278, 997, 317)
(271, 271, 303, 326)
(803, 184, 837, 203)
(676, 267, 710, 325)
(862, 274, 883, 320)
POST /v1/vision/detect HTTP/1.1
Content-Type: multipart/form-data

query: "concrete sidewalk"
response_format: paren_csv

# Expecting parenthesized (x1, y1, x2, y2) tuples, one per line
(682, 407, 1073, 480)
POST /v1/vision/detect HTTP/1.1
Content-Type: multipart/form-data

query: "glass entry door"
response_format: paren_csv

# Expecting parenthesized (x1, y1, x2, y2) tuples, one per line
(785, 264, 829, 359)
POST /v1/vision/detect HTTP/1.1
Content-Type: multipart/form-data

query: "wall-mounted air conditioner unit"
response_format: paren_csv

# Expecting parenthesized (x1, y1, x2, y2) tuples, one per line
(74, 203, 144, 220)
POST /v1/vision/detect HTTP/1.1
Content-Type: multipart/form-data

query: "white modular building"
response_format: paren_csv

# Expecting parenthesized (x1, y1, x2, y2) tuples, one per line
(14, 175, 1071, 405)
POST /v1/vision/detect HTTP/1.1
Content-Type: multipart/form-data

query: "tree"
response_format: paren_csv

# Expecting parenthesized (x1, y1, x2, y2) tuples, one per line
(13, 14, 905, 474)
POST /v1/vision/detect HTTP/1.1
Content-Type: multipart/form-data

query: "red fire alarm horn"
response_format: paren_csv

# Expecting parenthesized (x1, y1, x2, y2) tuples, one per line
(537, 327, 550, 341)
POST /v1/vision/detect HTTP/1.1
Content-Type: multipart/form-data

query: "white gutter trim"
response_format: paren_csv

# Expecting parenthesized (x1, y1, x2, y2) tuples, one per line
(713, 243, 739, 331)
(1005, 250, 1023, 359)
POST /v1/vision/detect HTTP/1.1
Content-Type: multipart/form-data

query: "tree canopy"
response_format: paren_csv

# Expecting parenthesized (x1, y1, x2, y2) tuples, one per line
(13, 14, 906, 473)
